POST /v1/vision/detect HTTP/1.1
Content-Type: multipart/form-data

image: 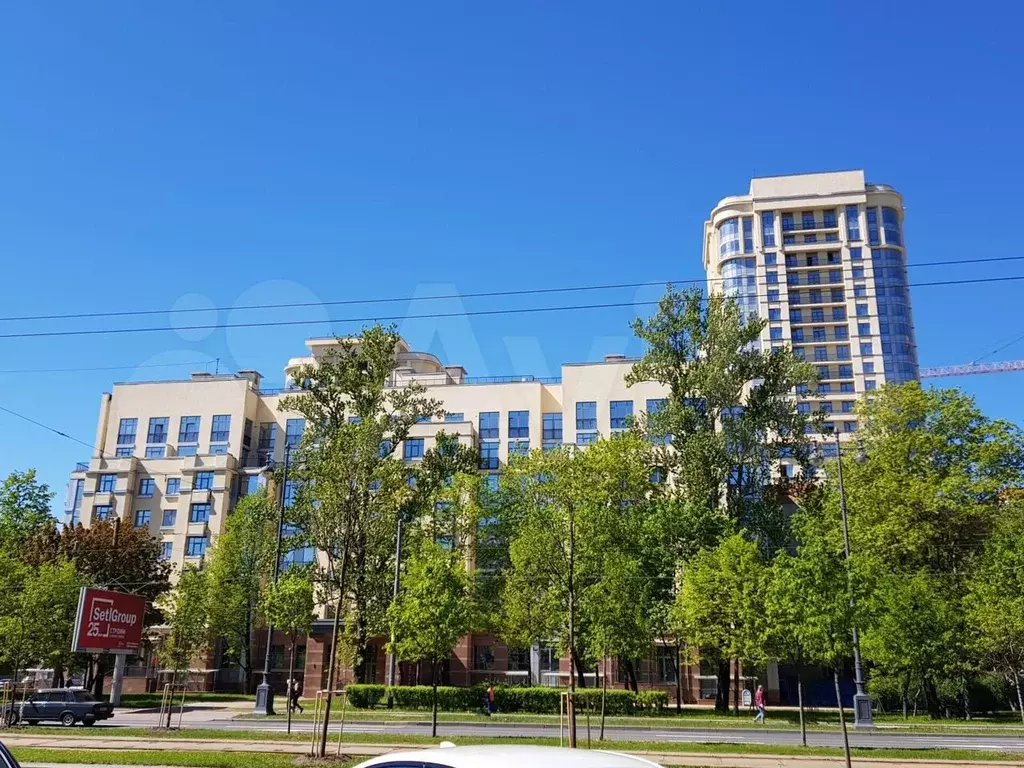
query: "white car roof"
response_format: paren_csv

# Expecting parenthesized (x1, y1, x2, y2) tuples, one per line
(355, 745, 661, 768)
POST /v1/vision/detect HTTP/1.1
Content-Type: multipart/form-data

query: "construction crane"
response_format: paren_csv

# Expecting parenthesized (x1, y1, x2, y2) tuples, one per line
(919, 360, 1024, 379)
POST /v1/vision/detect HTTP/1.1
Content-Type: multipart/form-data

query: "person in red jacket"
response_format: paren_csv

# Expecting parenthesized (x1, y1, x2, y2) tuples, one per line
(753, 684, 766, 724)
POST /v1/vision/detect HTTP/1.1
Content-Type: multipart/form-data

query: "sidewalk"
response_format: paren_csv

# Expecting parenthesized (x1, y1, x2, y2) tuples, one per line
(3, 734, 1023, 768)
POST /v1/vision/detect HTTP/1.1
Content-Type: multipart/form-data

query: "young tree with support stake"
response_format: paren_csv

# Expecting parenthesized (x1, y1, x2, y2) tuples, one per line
(159, 565, 211, 728)
(387, 540, 472, 737)
(280, 325, 441, 757)
(262, 571, 314, 734)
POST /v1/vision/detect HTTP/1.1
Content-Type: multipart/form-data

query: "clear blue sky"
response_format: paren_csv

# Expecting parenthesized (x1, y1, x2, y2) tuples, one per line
(1, 1, 1022, 514)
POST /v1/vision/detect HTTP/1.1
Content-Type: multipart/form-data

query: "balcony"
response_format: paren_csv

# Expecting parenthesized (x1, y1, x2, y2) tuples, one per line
(180, 453, 237, 472)
(74, 462, 89, 473)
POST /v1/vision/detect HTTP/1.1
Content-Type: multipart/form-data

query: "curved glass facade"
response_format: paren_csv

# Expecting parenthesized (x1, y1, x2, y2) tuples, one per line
(872, 248, 918, 382)
(719, 218, 741, 258)
(882, 207, 902, 246)
(721, 256, 759, 348)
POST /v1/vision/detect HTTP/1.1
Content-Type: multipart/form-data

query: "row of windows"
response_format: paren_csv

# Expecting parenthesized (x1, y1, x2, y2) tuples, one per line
(159, 535, 211, 561)
(789, 307, 848, 323)
(97, 473, 199, 495)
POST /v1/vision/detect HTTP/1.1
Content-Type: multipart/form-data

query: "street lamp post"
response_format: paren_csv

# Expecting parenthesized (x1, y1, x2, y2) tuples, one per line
(833, 431, 874, 729)
(254, 445, 291, 716)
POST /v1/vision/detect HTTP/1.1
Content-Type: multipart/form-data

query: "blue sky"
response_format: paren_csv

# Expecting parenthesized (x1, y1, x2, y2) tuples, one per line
(1, 1, 1022, 514)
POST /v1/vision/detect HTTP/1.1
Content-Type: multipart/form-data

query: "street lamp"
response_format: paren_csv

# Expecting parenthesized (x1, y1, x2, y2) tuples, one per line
(832, 431, 874, 729)
(254, 445, 292, 716)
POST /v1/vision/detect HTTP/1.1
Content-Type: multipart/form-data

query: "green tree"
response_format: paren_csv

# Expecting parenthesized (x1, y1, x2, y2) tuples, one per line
(262, 571, 314, 733)
(0, 469, 55, 552)
(203, 489, 278, 692)
(280, 325, 441, 755)
(387, 541, 472, 737)
(159, 564, 211, 726)
(967, 500, 1024, 723)
(672, 532, 768, 714)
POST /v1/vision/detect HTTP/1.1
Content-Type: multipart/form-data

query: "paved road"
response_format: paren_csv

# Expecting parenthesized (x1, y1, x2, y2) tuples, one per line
(78, 707, 1024, 753)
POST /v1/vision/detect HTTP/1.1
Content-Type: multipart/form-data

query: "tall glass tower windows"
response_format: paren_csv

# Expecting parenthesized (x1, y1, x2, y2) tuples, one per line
(721, 257, 758, 332)
(742, 217, 754, 254)
(761, 212, 775, 247)
(867, 208, 880, 245)
(718, 218, 741, 257)
(872, 248, 918, 382)
(846, 205, 861, 241)
(882, 207, 902, 246)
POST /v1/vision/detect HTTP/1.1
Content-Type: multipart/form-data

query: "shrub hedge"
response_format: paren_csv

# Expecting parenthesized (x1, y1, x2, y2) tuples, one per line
(344, 684, 667, 714)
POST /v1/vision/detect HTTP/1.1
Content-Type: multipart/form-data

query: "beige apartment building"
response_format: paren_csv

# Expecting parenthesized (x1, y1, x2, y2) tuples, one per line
(704, 170, 918, 460)
(63, 169, 919, 702)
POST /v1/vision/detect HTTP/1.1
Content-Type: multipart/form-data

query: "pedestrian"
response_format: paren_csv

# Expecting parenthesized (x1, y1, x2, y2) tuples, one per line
(486, 684, 497, 715)
(753, 684, 766, 724)
(290, 679, 304, 714)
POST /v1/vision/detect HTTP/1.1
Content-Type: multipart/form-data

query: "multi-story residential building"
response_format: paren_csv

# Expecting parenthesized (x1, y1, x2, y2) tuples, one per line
(703, 170, 919, 456)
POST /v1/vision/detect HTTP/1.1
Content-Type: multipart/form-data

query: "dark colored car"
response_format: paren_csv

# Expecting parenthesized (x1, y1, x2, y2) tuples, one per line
(5, 688, 113, 727)
(0, 740, 22, 768)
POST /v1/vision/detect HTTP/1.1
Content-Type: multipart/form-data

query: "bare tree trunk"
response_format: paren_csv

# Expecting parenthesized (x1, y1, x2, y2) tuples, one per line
(573, 651, 588, 689)
(714, 658, 729, 713)
(675, 644, 682, 712)
(567, 502, 578, 748)
(286, 639, 296, 735)
(733, 658, 740, 715)
(1014, 670, 1024, 726)
(318, 544, 351, 758)
(599, 656, 607, 741)
(834, 669, 851, 768)
(797, 670, 806, 748)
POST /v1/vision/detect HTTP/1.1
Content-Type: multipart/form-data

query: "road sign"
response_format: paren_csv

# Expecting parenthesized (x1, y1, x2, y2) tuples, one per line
(72, 587, 146, 654)
(742, 688, 752, 707)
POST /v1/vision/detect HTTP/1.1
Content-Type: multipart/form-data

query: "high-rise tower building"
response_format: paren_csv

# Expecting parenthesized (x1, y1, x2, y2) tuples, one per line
(703, 170, 918, 442)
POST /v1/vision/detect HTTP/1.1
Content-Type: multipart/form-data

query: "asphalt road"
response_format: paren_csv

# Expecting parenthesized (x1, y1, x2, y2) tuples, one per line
(81, 707, 1024, 753)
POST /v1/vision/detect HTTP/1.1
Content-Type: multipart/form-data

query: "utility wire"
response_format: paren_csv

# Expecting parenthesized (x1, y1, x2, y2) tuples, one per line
(0, 403, 97, 452)
(1, 274, 1022, 341)
(0, 254, 1021, 325)
(0, 360, 213, 375)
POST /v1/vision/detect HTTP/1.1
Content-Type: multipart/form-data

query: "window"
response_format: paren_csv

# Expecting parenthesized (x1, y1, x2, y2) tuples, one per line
(166, 477, 180, 495)
(806, 254, 819, 267)
(793, 347, 805, 360)
(576, 401, 597, 431)
(194, 471, 214, 490)
(285, 418, 305, 448)
(856, 303, 869, 317)
(860, 342, 874, 356)
(145, 417, 168, 445)
(479, 441, 499, 470)
(865, 379, 877, 391)
(116, 447, 134, 457)
(770, 326, 783, 340)
(161, 509, 177, 527)
(821, 402, 833, 414)
(765, 271, 778, 285)
(718, 218, 740, 256)
(138, 478, 155, 497)
(479, 412, 499, 439)
(483, 474, 499, 492)
(348, 416, 361, 424)
(829, 269, 842, 284)
(809, 289, 822, 304)
(444, 412, 464, 422)
(117, 418, 137, 446)
(836, 345, 851, 360)
(543, 412, 563, 441)
(210, 415, 231, 443)
(178, 416, 200, 444)
(768, 308, 781, 321)
(134, 509, 151, 527)
(145, 446, 166, 458)
(857, 322, 870, 336)
(840, 382, 855, 393)
(403, 438, 424, 460)
(576, 431, 598, 445)
(186, 535, 208, 558)
(189, 503, 211, 523)
(473, 645, 495, 670)
(842, 401, 855, 413)
(882, 207, 901, 245)
(850, 246, 862, 260)
(797, 403, 811, 414)
(508, 411, 529, 438)
(807, 272, 820, 285)
(852, 266, 865, 280)
(792, 328, 804, 342)
(765, 252, 777, 265)
(781, 212, 794, 231)
(867, 207, 880, 245)
(784, 234, 796, 245)
(239, 474, 261, 498)
(854, 284, 867, 298)
(839, 365, 853, 377)
(814, 347, 828, 361)
(844, 420, 858, 432)
(833, 307, 846, 321)
(742, 217, 754, 253)
(416, 415, 432, 423)
(99, 474, 117, 493)
(161, 542, 173, 561)
(804, 234, 817, 244)
(767, 289, 780, 303)
(817, 366, 830, 380)
(810, 308, 823, 322)
(863, 362, 875, 374)
(790, 309, 803, 323)
(507, 647, 530, 672)
(755, 210, 776, 247)
(656, 646, 678, 684)
(831, 288, 844, 302)
(610, 400, 633, 430)
(94, 505, 113, 521)
(801, 211, 815, 230)
(823, 208, 837, 227)
(835, 327, 849, 340)
(813, 327, 826, 342)
(821, 421, 835, 433)
(258, 422, 277, 462)
(846, 205, 860, 241)
(209, 444, 228, 455)
(509, 440, 530, 456)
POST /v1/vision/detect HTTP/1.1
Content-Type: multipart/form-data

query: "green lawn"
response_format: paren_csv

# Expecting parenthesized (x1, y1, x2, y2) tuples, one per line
(115, 693, 255, 708)
(9, 748, 356, 768)
(9, 727, 1024, 764)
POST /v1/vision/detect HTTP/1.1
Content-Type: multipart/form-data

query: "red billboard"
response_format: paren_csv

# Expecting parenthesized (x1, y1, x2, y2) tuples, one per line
(72, 587, 147, 654)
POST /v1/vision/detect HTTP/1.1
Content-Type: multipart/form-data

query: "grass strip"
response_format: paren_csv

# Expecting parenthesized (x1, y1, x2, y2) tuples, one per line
(9, 748, 355, 768)
(9, 728, 1024, 764)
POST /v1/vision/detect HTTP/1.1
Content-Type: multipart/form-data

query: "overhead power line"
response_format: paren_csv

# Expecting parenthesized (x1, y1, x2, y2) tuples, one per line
(1, 274, 1023, 341)
(0, 403, 96, 452)
(0, 253, 1021, 325)
(0, 360, 213, 375)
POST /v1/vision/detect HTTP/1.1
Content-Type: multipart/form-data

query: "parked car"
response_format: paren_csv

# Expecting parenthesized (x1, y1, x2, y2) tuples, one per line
(0, 740, 23, 768)
(353, 745, 661, 768)
(4, 688, 114, 727)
